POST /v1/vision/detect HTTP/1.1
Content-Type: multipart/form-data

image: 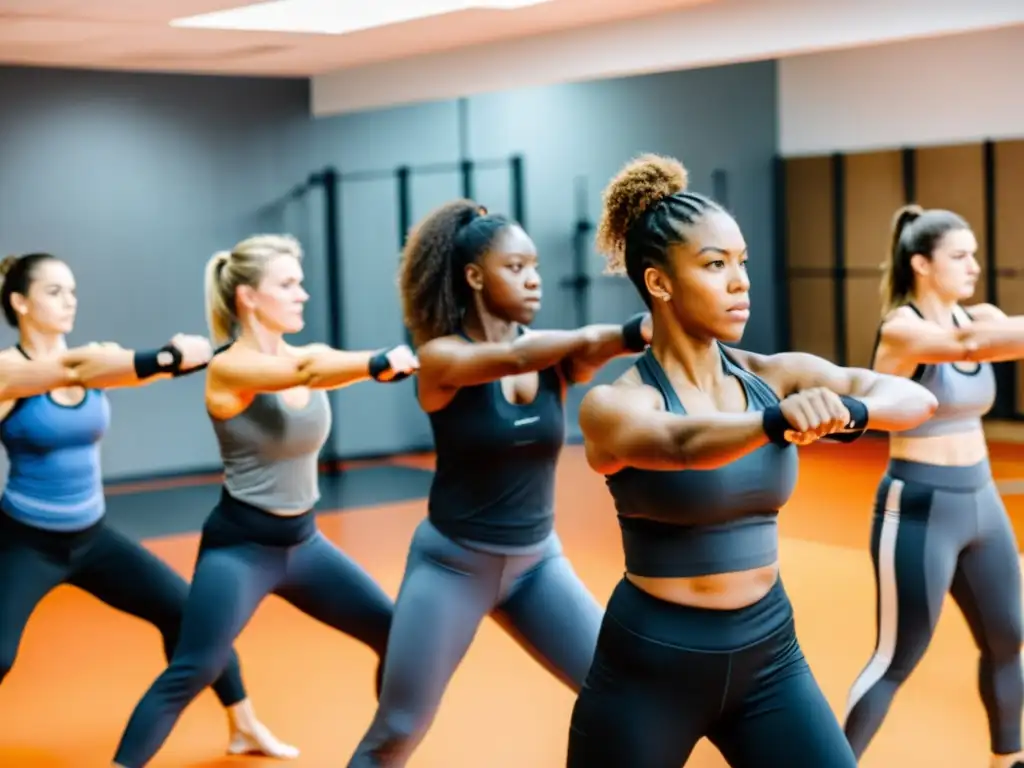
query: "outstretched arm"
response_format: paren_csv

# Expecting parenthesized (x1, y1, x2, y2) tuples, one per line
(878, 303, 1024, 369)
(420, 315, 650, 393)
(743, 350, 938, 437)
(63, 335, 215, 390)
(0, 351, 80, 401)
(207, 342, 418, 396)
(559, 313, 652, 384)
(580, 383, 771, 475)
(298, 343, 419, 390)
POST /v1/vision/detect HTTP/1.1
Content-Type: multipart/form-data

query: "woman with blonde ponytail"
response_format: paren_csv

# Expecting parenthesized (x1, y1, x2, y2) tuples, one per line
(564, 154, 937, 767)
(112, 234, 418, 768)
(845, 206, 1024, 768)
(0, 252, 294, 761)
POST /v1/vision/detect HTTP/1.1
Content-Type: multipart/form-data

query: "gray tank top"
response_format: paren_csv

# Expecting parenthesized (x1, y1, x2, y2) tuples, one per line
(876, 304, 996, 438)
(210, 390, 331, 512)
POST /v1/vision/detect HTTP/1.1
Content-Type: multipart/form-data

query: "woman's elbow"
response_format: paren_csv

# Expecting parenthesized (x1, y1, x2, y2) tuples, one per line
(899, 384, 938, 424)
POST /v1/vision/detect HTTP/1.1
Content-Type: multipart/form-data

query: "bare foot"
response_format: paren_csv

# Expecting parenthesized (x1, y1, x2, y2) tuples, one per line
(227, 721, 300, 759)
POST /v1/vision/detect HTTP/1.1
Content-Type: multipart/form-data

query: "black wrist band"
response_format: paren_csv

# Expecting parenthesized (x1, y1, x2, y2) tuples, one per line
(134, 344, 182, 379)
(827, 395, 869, 443)
(762, 404, 795, 447)
(368, 349, 392, 381)
(622, 313, 648, 353)
(175, 342, 231, 377)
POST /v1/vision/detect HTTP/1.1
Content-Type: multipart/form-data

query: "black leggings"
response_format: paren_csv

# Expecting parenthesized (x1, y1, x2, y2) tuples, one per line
(0, 511, 246, 706)
(567, 577, 857, 767)
(113, 491, 394, 768)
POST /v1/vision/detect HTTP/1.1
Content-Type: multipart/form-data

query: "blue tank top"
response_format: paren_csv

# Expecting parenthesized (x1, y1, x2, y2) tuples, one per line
(426, 331, 566, 547)
(606, 346, 798, 578)
(0, 359, 110, 532)
(875, 304, 995, 438)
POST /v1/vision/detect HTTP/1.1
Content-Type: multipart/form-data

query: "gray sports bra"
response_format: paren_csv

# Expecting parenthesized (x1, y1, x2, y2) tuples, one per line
(877, 304, 995, 438)
(605, 346, 799, 578)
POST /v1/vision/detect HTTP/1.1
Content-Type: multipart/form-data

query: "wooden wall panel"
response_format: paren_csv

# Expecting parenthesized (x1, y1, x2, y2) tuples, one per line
(842, 151, 904, 368)
(993, 140, 1024, 411)
(784, 156, 835, 359)
(915, 144, 989, 302)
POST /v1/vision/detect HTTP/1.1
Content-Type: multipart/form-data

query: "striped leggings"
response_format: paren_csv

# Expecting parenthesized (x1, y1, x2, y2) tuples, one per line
(844, 458, 1024, 757)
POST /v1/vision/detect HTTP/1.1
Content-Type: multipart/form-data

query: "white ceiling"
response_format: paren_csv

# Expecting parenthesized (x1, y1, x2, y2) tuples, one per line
(0, 0, 714, 77)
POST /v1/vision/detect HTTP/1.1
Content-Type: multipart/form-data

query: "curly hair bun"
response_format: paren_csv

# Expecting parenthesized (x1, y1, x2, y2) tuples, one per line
(596, 153, 689, 267)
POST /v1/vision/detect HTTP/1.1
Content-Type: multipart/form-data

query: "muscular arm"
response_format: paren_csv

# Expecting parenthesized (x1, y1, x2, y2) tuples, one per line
(419, 329, 605, 394)
(0, 351, 80, 401)
(579, 382, 769, 474)
(560, 316, 651, 385)
(296, 344, 374, 390)
(207, 347, 312, 396)
(878, 303, 1024, 369)
(743, 350, 938, 434)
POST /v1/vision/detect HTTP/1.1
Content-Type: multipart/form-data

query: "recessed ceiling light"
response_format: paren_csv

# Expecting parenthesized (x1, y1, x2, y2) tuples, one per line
(171, 0, 554, 35)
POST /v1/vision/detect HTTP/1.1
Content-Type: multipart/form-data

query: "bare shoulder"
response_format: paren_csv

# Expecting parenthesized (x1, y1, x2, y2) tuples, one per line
(962, 302, 1004, 322)
(292, 342, 332, 358)
(0, 347, 24, 365)
(417, 334, 467, 365)
(723, 347, 792, 385)
(726, 346, 843, 397)
(580, 366, 662, 426)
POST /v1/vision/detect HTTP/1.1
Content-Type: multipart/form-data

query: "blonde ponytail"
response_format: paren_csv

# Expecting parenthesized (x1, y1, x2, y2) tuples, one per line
(204, 251, 235, 345)
(203, 235, 303, 345)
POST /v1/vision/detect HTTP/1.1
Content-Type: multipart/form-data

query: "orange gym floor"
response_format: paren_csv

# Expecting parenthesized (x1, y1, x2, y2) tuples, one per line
(3, 437, 1024, 767)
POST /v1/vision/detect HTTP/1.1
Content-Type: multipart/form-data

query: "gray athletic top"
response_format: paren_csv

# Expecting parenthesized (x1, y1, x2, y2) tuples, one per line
(210, 390, 331, 513)
(880, 304, 996, 438)
(606, 346, 799, 578)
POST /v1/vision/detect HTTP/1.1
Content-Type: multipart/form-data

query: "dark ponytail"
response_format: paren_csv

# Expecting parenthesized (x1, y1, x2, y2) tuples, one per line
(881, 204, 971, 316)
(399, 199, 511, 347)
(0, 253, 59, 327)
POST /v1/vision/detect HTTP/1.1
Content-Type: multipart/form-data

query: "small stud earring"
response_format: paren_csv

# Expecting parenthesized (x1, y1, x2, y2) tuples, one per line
(662, 295, 671, 302)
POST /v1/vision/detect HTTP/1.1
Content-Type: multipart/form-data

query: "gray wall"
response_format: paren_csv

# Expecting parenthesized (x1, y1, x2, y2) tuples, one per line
(0, 60, 778, 481)
(312, 60, 780, 451)
(0, 67, 315, 482)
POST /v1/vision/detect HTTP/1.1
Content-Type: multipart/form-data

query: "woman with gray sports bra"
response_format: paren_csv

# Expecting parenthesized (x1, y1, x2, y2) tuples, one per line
(110, 234, 419, 768)
(843, 206, 1024, 768)
(565, 155, 938, 767)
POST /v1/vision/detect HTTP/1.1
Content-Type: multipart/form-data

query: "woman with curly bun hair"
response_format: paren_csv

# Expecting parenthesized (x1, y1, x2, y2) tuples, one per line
(564, 154, 939, 767)
(348, 200, 654, 766)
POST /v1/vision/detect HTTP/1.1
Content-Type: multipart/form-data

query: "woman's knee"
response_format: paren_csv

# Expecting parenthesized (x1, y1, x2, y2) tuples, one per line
(159, 645, 237, 699)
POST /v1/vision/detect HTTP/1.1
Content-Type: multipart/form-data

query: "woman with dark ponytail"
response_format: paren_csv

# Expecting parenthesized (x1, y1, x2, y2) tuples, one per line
(347, 200, 654, 766)
(564, 155, 937, 767)
(0, 252, 295, 760)
(844, 206, 1024, 768)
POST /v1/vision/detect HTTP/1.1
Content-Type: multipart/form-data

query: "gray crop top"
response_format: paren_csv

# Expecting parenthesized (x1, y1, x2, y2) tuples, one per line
(210, 390, 331, 513)
(878, 304, 995, 438)
(605, 346, 799, 578)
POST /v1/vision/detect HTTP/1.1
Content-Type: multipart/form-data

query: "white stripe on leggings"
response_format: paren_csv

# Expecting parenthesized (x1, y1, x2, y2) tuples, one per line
(845, 478, 905, 720)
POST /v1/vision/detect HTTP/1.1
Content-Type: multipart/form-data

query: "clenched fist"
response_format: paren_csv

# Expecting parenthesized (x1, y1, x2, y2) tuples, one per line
(167, 334, 214, 372)
(778, 387, 851, 446)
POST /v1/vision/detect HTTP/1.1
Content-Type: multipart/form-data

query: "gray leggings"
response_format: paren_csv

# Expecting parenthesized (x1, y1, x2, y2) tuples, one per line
(844, 459, 1024, 757)
(348, 518, 603, 767)
(113, 492, 394, 768)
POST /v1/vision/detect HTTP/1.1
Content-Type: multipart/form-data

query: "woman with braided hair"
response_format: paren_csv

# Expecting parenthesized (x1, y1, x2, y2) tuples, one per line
(564, 154, 939, 767)
(347, 200, 654, 766)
